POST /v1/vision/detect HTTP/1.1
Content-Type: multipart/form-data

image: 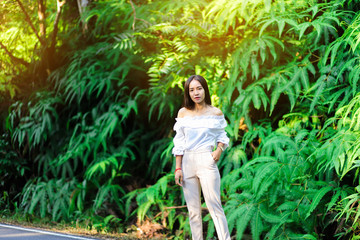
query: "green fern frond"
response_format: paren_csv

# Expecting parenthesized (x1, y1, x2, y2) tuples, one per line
(277, 201, 297, 212)
(305, 186, 332, 219)
(260, 205, 282, 224)
(250, 207, 264, 240)
(326, 188, 342, 212)
(227, 203, 256, 240)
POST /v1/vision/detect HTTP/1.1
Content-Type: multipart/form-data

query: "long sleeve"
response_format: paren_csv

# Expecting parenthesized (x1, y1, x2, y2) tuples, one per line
(215, 115, 229, 150)
(216, 129, 229, 149)
(172, 121, 185, 156)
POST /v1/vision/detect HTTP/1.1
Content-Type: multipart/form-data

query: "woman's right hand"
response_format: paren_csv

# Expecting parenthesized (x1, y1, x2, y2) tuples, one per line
(175, 170, 183, 187)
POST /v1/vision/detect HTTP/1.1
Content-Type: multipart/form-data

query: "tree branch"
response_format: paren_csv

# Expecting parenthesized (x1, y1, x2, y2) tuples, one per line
(129, 0, 136, 30)
(0, 41, 29, 67)
(76, 0, 88, 33)
(129, 0, 151, 30)
(15, 0, 46, 46)
(49, 0, 66, 53)
(37, 0, 46, 39)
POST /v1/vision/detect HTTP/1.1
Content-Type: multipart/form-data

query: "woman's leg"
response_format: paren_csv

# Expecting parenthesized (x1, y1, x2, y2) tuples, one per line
(182, 152, 203, 240)
(198, 152, 230, 240)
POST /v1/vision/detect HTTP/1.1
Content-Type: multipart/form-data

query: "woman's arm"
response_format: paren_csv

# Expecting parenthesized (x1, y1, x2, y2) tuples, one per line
(173, 108, 186, 186)
(210, 107, 228, 161)
(211, 142, 224, 162)
(175, 155, 183, 186)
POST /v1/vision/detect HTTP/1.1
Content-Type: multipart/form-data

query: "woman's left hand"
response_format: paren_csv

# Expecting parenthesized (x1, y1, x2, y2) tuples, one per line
(211, 148, 222, 162)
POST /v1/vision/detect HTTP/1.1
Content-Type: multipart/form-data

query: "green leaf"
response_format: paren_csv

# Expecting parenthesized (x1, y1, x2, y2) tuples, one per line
(235, 204, 256, 240)
(260, 205, 281, 223)
(305, 186, 332, 219)
(250, 208, 263, 240)
(298, 22, 311, 40)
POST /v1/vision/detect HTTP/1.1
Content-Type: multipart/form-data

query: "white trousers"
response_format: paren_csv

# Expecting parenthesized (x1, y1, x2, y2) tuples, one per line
(182, 150, 230, 240)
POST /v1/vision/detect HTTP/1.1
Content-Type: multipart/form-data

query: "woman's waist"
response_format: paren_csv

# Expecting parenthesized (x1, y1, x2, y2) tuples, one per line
(184, 146, 213, 153)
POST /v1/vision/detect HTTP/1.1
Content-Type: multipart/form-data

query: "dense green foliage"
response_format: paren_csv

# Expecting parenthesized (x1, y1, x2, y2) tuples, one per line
(2, 0, 360, 239)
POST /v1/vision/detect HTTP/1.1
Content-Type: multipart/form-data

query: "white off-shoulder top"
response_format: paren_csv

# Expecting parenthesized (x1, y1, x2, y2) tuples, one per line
(172, 115, 230, 156)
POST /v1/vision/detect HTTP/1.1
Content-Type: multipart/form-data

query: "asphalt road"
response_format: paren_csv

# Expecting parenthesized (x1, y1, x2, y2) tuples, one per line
(0, 224, 99, 240)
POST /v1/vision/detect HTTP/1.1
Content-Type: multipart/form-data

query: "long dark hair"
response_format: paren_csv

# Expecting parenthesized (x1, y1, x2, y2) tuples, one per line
(183, 75, 211, 110)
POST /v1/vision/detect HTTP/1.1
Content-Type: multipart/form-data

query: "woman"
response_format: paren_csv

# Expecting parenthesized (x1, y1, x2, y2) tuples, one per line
(172, 75, 231, 240)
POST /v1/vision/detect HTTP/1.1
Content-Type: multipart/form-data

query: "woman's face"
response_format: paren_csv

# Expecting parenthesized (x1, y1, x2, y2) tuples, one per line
(189, 80, 205, 105)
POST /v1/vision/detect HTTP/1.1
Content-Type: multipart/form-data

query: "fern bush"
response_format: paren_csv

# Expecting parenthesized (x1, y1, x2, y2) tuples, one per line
(134, 174, 189, 236)
(131, 0, 360, 239)
(21, 178, 77, 221)
(3, 0, 360, 238)
(222, 125, 333, 239)
(0, 133, 27, 211)
(7, 8, 148, 226)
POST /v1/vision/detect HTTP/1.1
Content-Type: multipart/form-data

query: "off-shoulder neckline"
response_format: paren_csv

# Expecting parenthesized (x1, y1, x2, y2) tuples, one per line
(176, 115, 224, 120)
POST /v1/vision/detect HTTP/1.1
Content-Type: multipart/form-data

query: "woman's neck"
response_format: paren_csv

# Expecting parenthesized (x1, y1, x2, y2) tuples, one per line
(194, 102, 207, 112)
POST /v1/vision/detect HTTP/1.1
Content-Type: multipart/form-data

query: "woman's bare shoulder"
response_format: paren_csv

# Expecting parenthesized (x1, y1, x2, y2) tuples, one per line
(209, 106, 223, 116)
(177, 107, 188, 118)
